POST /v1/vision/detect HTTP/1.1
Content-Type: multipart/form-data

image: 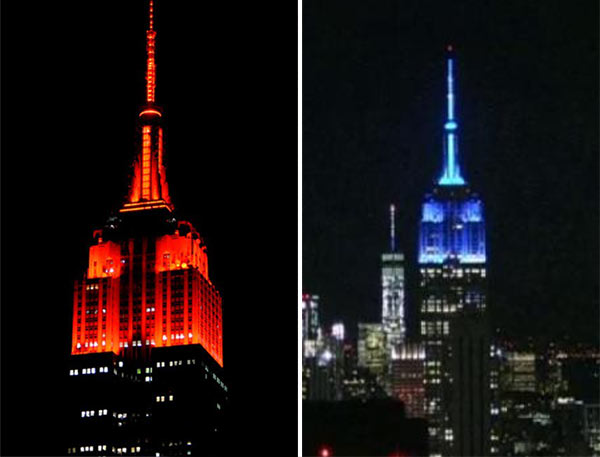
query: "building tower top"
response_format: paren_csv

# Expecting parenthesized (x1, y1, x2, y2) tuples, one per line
(145, 0, 157, 105)
(438, 46, 466, 186)
(390, 204, 396, 253)
(121, 0, 172, 213)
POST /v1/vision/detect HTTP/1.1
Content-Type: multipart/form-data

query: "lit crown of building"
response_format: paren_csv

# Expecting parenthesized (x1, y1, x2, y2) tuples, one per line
(71, 0, 223, 366)
(418, 48, 486, 265)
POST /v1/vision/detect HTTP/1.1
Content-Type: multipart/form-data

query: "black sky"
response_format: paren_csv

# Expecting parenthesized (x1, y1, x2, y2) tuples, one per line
(2, 1, 297, 455)
(303, 0, 599, 344)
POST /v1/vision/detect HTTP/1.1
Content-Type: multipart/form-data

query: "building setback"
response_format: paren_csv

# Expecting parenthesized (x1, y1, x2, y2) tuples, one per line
(67, 2, 227, 455)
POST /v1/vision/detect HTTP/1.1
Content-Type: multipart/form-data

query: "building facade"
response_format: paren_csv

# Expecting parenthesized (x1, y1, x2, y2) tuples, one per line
(390, 342, 426, 418)
(67, 2, 227, 455)
(357, 323, 388, 387)
(417, 48, 490, 457)
(381, 204, 406, 355)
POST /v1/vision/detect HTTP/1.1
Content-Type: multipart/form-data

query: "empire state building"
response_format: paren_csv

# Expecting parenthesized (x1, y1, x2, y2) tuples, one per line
(417, 48, 490, 457)
(67, 2, 227, 455)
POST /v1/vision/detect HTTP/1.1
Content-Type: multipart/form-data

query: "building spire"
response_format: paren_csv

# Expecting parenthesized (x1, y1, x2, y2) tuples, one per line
(438, 45, 466, 186)
(390, 204, 396, 252)
(146, 0, 157, 104)
(120, 0, 172, 213)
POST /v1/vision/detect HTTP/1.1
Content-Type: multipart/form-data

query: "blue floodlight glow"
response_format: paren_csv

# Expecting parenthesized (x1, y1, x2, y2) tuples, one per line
(438, 56, 466, 186)
(419, 52, 485, 265)
(422, 201, 445, 222)
(460, 200, 483, 223)
(419, 197, 486, 265)
(444, 121, 457, 130)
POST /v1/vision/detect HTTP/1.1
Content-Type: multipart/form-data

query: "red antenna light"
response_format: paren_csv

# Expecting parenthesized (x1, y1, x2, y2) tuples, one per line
(447, 44, 454, 52)
(319, 446, 331, 457)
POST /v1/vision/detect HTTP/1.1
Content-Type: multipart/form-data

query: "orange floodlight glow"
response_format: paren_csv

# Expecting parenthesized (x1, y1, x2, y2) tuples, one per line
(73, 228, 223, 366)
(73, 0, 222, 367)
(145, 1, 156, 104)
(142, 126, 151, 199)
(139, 108, 162, 117)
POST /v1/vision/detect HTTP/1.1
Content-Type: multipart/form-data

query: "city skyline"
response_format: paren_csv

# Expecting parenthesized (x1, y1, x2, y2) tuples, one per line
(303, 0, 598, 345)
(1, 2, 298, 455)
(1, 0, 598, 455)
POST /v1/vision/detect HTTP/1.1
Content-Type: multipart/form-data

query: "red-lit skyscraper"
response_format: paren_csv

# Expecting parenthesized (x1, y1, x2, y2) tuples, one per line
(67, 2, 227, 455)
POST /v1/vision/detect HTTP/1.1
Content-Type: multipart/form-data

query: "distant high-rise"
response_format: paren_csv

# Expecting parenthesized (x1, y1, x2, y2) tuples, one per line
(417, 47, 489, 457)
(502, 352, 537, 393)
(390, 343, 426, 418)
(381, 204, 406, 354)
(302, 295, 344, 401)
(357, 323, 388, 390)
(67, 3, 227, 455)
(302, 294, 321, 354)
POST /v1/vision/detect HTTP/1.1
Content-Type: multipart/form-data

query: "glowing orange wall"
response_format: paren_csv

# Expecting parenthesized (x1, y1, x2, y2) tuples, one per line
(72, 228, 222, 366)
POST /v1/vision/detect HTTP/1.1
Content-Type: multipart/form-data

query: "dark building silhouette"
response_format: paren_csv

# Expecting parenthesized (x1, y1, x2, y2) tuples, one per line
(450, 313, 491, 456)
(303, 400, 429, 456)
(67, 2, 227, 455)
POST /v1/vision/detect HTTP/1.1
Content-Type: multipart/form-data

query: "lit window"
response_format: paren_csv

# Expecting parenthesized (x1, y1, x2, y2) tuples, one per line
(169, 395, 173, 401)
(118, 361, 123, 367)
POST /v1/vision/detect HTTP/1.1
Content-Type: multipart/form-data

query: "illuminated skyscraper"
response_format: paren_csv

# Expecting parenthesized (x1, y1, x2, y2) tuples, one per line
(302, 295, 345, 401)
(357, 323, 388, 388)
(417, 47, 489, 457)
(381, 204, 406, 355)
(67, 3, 227, 455)
(390, 343, 426, 418)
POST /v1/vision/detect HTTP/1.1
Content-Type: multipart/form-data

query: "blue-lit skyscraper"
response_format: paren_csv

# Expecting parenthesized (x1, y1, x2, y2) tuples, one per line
(417, 48, 490, 457)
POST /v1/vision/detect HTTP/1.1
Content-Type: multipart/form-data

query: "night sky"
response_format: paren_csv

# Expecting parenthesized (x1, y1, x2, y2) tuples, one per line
(2, 2, 297, 455)
(303, 0, 599, 344)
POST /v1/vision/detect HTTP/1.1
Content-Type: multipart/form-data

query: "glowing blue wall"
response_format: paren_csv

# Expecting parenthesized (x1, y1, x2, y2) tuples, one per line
(419, 195, 486, 264)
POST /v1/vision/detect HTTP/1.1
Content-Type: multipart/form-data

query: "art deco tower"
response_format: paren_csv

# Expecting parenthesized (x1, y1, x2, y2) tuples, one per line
(67, 3, 227, 455)
(417, 48, 490, 457)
